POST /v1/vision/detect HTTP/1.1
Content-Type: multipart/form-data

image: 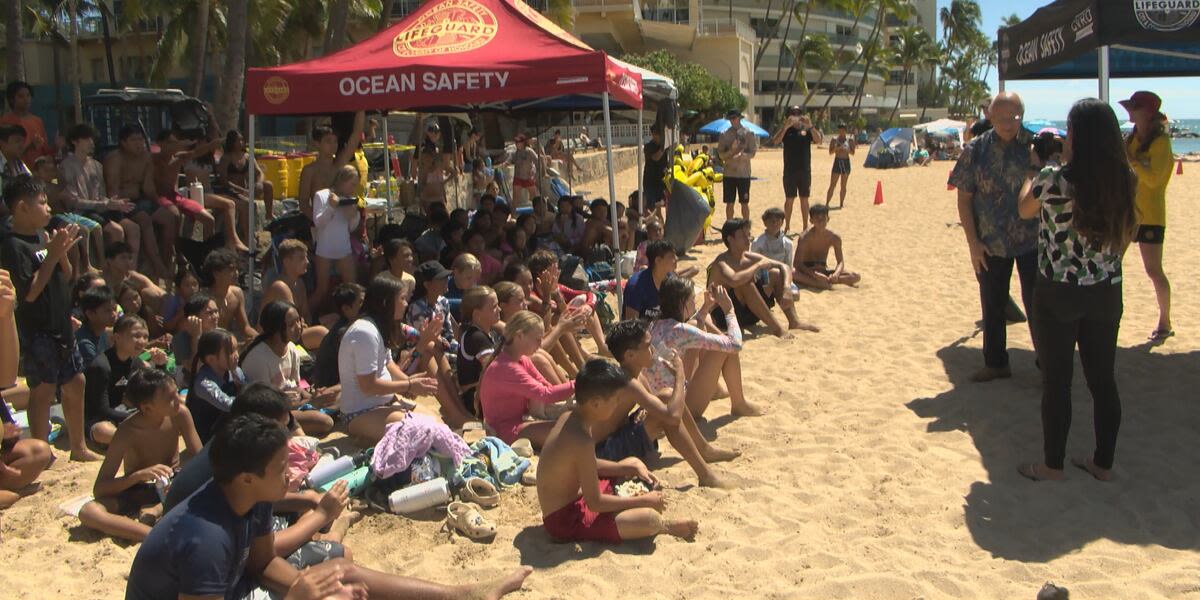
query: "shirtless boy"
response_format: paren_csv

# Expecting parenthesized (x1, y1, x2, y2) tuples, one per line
(537, 359, 699, 544)
(260, 240, 329, 349)
(103, 125, 173, 279)
(601, 320, 739, 488)
(577, 197, 613, 254)
(79, 368, 202, 542)
(508, 134, 539, 207)
(203, 248, 257, 340)
(708, 218, 817, 336)
(793, 204, 861, 289)
(298, 111, 364, 219)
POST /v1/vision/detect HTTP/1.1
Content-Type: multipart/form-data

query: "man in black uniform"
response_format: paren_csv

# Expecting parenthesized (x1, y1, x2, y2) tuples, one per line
(771, 106, 823, 233)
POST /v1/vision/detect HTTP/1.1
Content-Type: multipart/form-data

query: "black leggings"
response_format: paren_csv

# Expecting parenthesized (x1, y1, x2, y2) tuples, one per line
(1033, 277, 1123, 470)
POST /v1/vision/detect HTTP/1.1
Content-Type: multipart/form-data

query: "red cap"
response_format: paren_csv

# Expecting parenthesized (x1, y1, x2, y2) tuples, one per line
(1119, 91, 1163, 115)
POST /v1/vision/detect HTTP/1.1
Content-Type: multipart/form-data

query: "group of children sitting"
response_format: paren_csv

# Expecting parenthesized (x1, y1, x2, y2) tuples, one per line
(0, 99, 864, 595)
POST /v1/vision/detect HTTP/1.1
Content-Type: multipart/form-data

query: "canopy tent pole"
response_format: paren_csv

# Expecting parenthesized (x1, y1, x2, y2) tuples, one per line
(382, 111, 393, 222)
(1098, 45, 1111, 104)
(247, 114, 257, 296)
(602, 92, 623, 308)
(636, 108, 645, 214)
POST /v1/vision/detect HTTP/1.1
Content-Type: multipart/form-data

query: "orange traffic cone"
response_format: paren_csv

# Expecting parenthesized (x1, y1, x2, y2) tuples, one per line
(947, 170, 956, 191)
(874, 181, 884, 205)
(1177, 159, 1184, 175)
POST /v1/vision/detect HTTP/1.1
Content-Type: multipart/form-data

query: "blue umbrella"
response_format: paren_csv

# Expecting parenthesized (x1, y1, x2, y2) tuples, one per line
(698, 118, 770, 138)
(1022, 119, 1060, 134)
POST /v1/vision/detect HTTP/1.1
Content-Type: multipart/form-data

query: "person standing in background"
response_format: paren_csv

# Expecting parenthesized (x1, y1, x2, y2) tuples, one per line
(0, 82, 52, 167)
(718, 110, 757, 222)
(771, 106, 822, 233)
(1120, 91, 1174, 342)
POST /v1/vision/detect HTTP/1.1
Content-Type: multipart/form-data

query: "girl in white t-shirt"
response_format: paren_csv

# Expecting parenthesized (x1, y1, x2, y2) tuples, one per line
(241, 300, 335, 437)
(311, 165, 362, 323)
(337, 275, 443, 443)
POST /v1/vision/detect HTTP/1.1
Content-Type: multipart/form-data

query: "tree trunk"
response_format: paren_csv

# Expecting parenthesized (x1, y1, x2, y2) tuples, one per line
(918, 68, 934, 121)
(216, 0, 248, 134)
(325, 0, 351, 54)
(188, 0, 211, 97)
(6, 0, 25, 82)
(850, 7, 885, 122)
(777, 1, 812, 115)
(818, 8, 866, 112)
(888, 63, 910, 123)
(770, 1, 797, 118)
(752, 0, 778, 70)
(68, 0, 83, 123)
(380, 0, 395, 30)
(52, 42, 64, 128)
(100, 5, 117, 87)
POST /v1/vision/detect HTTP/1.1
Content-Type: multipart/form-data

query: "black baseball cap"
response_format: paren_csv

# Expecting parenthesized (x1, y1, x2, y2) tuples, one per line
(786, 106, 802, 116)
(725, 110, 743, 119)
(416, 260, 451, 281)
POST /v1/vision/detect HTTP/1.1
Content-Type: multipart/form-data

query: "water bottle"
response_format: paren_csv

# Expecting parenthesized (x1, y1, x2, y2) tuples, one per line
(409, 454, 440, 484)
(387, 477, 451, 514)
(188, 181, 205, 205)
(307, 450, 370, 489)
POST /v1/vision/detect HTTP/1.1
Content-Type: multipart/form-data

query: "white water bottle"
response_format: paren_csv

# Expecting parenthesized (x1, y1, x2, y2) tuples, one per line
(306, 455, 356, 489)
(189, 181, 205, 205)
(388, 477, 451, 514)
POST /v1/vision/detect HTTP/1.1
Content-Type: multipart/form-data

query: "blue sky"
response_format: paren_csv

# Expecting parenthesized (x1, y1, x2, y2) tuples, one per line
(936, 0, 1200, 119)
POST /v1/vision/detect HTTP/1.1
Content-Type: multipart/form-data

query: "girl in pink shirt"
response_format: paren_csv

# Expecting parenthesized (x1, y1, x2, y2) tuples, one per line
(480, 310, 574, 447)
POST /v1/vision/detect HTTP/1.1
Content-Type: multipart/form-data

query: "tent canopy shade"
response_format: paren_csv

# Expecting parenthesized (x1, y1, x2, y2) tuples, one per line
(998, 0, 1200, 81)
(246, 0, 643, 116)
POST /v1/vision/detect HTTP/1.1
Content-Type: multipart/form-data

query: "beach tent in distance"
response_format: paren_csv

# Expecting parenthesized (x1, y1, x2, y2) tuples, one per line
(914, 118, 965, 145)
(244, 0, 652, 303)
(864, 127, 915, 169)
(997, 0, 1200, 102)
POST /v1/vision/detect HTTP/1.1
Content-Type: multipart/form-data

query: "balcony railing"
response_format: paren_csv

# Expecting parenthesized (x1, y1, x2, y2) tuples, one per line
(698, 19, 755, 40)
(574, 0, 637, 11)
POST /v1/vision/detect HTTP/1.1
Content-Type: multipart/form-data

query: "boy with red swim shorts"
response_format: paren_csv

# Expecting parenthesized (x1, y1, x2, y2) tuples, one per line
(536, 359, 698, 544)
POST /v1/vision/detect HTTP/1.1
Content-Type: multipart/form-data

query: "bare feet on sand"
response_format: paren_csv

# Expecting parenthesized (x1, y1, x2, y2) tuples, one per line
(731, 401, 765, 417)
(698, 469, 739, 489)
(324, 510, 364, 542)
(1071, 457, 1113, 481)
(787, 319, 820, 333)
(70, 447, 104, 462)
(664, 519, 700, 540)
(1017, 462, 1065, 482)
(468, 566, 534, 600)
(701, 446, 741, 463)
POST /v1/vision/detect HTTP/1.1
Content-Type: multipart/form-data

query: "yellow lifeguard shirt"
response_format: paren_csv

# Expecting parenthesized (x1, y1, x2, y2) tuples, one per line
(1126, 134, 1173, 227)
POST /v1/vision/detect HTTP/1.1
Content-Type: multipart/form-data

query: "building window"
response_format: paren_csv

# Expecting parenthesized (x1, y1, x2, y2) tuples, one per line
(750, 17, 780, 38)
(835, 24, 853, 37)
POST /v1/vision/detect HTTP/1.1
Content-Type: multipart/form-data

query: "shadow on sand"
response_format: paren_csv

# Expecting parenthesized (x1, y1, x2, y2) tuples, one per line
(907, 337, 1200, 562)
(512, 525, 658, 568)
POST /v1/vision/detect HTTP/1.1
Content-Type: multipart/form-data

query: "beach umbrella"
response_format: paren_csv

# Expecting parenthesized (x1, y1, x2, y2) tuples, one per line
(698, 118, 770, 138)
(1022, 119, 1059, 134)
(1037, 126, 1067, 137)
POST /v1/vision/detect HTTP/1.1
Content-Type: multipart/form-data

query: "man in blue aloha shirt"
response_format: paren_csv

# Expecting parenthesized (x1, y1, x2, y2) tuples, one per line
(948, 92, 1038, 382)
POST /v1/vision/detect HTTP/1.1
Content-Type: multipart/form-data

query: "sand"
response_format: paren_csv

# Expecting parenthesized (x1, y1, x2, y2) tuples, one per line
(2, 148, 1198, 599)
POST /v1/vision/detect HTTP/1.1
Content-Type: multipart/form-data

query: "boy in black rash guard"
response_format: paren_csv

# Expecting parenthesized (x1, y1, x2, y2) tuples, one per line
(83, 314, 161, 445)
(0, 175, 100, 460)
(457, 286, 501, 416)
(127, 413, 532, 600)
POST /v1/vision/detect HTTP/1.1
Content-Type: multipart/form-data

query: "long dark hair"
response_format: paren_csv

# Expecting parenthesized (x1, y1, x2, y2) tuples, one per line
(657, 275, 691, 322)
(1062, 98, 1137, 250)
(241, 300, 294, 366)
(190, 328, 237, 393)
(1126, 113, 1166, 155)
(361, 274, 407, 349)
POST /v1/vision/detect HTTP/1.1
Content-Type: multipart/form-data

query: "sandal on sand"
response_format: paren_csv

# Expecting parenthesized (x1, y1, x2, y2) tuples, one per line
(510, 438, 534, 458)
(520, 462, 537, 486)
(446, 501, 496, 540)
(1148, 328, 1175, 342)
(1017, 463, 1061, 482)
(460, 477, 500, 508)
(1070, 457, 1112, 482)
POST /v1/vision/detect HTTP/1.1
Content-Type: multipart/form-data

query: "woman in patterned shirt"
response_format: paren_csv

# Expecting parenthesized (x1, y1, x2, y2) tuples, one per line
(1016, 98, 1137, 483)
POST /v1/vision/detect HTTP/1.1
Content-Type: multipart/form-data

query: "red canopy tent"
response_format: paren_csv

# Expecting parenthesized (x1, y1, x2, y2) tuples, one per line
(243, 0, 642, 297)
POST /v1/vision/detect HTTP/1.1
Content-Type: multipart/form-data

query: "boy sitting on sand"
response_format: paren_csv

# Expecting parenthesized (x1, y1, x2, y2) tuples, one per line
(537, 359, 699, 544)
(708, 218, 817, 336)
(79, 368, 202, 542)
(599, 320, 739, 488)
(793, 204, 861, 290)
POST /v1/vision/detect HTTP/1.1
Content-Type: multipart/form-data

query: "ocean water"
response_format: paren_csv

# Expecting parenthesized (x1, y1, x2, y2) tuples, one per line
(1037, 118, 1200, 154)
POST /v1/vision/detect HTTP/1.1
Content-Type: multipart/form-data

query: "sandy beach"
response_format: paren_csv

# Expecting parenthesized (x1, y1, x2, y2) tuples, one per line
(2, 147, 1197, 599)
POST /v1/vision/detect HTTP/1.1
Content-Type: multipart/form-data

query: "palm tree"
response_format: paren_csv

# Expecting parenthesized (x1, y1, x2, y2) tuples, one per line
(187, 0, 211, 96)
(325, 0, 350, 53)
(818, 0, 872, 113)
(215, 0, 246, 132)
(6, 0, 25, 82)
(546, 0, 575, 31)
(779, 34, 833, 111)
(849, 0, 910, 119)
(939, 0, 980, 55)
(887, 26, 931, 123)
(917, 39, 944, 121)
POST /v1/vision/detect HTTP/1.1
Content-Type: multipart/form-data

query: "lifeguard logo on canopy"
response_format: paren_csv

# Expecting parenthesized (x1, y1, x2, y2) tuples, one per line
(393, 0, 498, 57)
(1134, 0, 1200, 32)
(263, 76, 290, 105)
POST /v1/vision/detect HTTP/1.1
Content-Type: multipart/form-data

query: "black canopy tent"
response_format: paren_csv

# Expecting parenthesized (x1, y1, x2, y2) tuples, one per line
(998, 0, 1200, 102)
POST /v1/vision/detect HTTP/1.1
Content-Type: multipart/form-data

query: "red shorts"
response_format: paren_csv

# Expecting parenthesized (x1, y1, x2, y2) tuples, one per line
(542, 479, 622, 544)
(513, 177, 537, 189)
(157, 192, 207, 217)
